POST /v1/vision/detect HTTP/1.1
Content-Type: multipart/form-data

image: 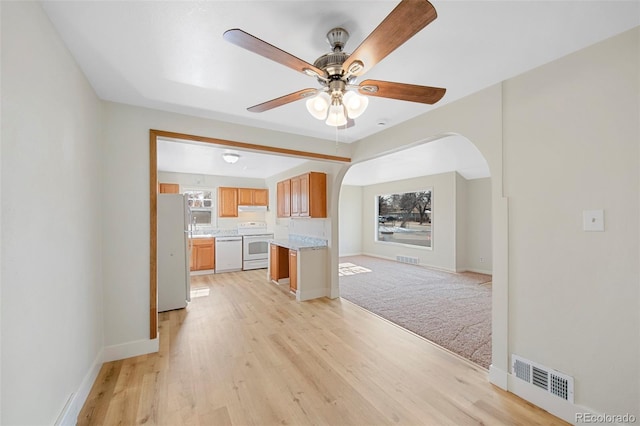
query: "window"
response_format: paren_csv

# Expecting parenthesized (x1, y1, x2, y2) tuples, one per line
(376, 190, 432, 248)
(183, 189, 214, 226)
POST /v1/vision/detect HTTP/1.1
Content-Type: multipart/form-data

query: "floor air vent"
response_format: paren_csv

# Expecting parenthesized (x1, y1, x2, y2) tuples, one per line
(396, 255, 419, 265)
(511, 354, 574, 403)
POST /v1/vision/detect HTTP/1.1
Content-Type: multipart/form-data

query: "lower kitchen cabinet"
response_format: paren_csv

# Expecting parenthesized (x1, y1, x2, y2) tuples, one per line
(268, 242, 327, 301)
(190, 238, 215, 271)
(269, 243, 289, 282)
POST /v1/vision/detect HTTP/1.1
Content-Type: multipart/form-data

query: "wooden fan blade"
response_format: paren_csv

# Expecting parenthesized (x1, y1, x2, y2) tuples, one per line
(343, 0, 437, 76)
(247, 88, 317, 113)
(358, 79, 446, 104)
(224, 29, 325, 78)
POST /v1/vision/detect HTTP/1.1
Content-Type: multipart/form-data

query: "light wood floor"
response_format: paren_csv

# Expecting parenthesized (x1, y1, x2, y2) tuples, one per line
(78, 270, 567, 425)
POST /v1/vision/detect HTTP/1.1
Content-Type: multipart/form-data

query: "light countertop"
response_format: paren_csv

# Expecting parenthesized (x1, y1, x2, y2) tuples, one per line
(269, 235, 328, 251)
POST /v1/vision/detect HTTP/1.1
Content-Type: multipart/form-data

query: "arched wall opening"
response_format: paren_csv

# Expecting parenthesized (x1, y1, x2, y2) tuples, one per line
(334, 133, 493, 368)
(325, 83, 509, 387)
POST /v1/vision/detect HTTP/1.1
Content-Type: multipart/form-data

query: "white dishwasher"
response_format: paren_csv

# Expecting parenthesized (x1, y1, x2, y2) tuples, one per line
(215, 236, 243, 273)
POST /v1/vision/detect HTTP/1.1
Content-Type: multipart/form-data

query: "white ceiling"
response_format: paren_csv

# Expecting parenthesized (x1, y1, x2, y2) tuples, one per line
(41, 1, 639, 184)
(343, 135, 489, 186)
(157, 138, 309, 178)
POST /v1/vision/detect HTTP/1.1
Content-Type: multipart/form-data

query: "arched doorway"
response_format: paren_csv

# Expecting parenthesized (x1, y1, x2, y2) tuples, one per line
(336, 134, 493, 368)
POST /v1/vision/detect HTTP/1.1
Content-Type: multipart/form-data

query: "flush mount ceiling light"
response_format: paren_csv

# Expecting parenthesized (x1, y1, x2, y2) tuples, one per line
(222, 153, 240, 164)
(224, 1, 446, 128)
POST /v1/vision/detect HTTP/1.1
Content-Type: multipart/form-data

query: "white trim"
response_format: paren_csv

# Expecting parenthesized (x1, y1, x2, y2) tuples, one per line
(461, 267, 493, 275)
(102, 337, 159, 363)
(488, 365, 508, 390)
(54, 348, 104, 426)
(338, 252, 363, 257)
(508, 373, 606, 425)
(190, 269, 214, 276)
(361, 251, 458, 273)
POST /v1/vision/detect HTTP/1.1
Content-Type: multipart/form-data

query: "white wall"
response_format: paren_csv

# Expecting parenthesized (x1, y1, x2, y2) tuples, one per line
(455, 173, 468, 271)
(1, 2, 104, 424)
(503, 27, 639, 416)
(465, 178, 492, 274)
(338, 185, 363, 256)
(347, 172, 491, 273)
(360, 172, 458, 271)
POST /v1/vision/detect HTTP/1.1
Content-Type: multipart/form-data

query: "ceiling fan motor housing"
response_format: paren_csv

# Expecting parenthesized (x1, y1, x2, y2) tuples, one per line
(326, 27, 349, 52)
(312, 27, 356, 85)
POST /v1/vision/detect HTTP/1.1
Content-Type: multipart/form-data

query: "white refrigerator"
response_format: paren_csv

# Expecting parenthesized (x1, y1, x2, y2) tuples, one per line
(157, 194, 191, 312)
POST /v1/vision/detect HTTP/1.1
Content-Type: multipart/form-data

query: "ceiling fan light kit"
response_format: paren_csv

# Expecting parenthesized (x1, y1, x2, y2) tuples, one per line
(224, 0, 446, 128)
(305, 91, 330, 119)
(325, 104, 348, 127)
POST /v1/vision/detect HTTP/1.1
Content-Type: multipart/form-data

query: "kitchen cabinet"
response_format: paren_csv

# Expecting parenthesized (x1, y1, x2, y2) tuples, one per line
(290, 172, 326, 218)
(238, 188, 268, 206)
(269, 243, 289, 282)
(218, 187, 238, 217)
(290, 175, 301, 217)
(289, 249, 297, 293)
(277, 179, 291, 217)
(268, 240, 327, 301)
(159, 183, 179, 194)
(190, 238, 215, 271)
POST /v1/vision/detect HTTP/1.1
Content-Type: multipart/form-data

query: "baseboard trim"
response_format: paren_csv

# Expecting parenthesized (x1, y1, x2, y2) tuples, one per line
(361, 252, 458, 273)
(190, 269, 214, 276)
(54, 348, 104, 426)
(298, 287, 328, 302)
(103, 337, 159, 363)
(488, 365, 508, 390)
(463, 267, 493, 275)
(338, 252, 363, 257)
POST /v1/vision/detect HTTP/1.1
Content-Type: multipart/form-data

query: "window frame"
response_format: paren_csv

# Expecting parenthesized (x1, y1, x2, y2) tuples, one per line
(183, 187, 215, 227)
(374, 188, 433, 250)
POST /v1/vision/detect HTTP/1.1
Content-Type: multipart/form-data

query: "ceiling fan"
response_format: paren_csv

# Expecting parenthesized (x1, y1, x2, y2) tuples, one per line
(223, 0, 446, 127)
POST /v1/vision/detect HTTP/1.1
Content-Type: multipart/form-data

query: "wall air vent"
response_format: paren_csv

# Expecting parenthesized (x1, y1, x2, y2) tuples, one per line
(396, 255, 419, 265)
(511, 354, 574, 403)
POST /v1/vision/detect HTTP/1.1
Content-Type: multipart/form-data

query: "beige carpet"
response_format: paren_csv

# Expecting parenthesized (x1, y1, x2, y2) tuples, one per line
(338, 255, 492, 369)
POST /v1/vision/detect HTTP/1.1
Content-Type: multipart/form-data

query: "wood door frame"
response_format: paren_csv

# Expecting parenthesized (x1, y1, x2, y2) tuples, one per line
(149, 129, 350, 339)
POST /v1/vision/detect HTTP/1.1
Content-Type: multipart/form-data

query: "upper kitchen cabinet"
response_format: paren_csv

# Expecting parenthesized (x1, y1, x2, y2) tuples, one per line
(159, 183, 179, 194)
(238, 188, 268, 206)
(218, 187, 238, 217)
(277, 179, 291, 217)
(279, 172, 326, 218)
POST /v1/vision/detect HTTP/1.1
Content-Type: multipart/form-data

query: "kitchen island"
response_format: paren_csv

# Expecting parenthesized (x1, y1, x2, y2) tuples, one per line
(268, 235, 328, 301)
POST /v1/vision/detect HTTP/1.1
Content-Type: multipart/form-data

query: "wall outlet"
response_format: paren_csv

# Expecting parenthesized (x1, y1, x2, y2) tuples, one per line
(480, 257, 484, 263)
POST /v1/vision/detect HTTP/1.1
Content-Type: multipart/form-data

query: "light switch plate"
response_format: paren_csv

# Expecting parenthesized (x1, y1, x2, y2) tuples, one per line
(583, 210, 604, 232)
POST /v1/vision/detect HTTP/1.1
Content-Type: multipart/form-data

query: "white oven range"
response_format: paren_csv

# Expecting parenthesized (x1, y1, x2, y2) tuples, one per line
(237, 222, 273, 270)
